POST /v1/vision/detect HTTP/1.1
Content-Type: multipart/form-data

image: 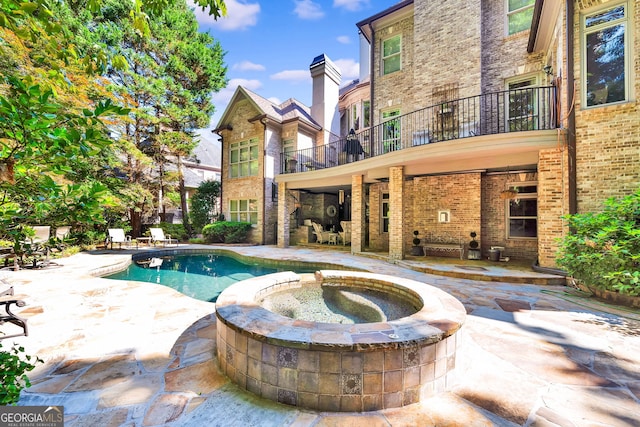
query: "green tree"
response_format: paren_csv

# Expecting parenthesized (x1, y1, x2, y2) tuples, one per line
(190, 180, 221, 232)
(0, 0, 226, 240)
(77, 0, 226, 236)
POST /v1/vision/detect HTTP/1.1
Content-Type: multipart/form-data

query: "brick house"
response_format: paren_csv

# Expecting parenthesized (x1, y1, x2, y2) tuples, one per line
(216, 0, 639, 269)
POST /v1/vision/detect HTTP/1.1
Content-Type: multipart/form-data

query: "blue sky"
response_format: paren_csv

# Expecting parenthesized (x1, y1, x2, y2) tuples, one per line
(191, 0, 397, 137)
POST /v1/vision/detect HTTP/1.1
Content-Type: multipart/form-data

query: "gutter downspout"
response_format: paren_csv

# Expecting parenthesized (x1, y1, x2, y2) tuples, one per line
(368, 22, 375, 154)
(212, 130, 224, 222)
(260, 117, 268, 245)
(566, 0, 577, 215)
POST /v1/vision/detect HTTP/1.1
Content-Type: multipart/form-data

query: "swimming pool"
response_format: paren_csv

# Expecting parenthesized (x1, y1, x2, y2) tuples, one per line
(106, 252, 319, 302)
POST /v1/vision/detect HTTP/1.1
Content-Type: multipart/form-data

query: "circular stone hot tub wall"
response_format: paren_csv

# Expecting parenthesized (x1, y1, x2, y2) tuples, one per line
(215, 270, 466, 412)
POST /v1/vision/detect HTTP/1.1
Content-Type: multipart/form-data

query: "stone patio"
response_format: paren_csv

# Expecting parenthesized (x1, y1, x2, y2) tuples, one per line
(2, 245, 639, 426)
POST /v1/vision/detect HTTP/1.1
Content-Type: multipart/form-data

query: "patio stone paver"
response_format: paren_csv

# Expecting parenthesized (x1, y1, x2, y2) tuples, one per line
(2, 245, 640, 426)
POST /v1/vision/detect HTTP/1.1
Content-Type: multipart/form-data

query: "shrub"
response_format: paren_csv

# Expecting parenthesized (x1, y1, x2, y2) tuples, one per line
(557, 189, 640, 296)
(156, 222, 189, 241)
(202, 221, 252, 243)
(0, 342, 42, 405)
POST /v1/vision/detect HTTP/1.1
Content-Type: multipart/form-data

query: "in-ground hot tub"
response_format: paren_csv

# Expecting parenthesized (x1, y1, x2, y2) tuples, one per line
(215, 270, 466, 412)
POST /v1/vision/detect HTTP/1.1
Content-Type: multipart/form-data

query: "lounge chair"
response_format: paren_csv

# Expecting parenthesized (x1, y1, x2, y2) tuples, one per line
(55, 226, 71, 241)
(108, 228, 136, 250)
(339, 221, 351, 246)
(26, 226, 51, 245)
(0, 286, 28, 339)
(150, 228, 177, 247)
(19, 226, 51, 268)
(311, 222, 332, 244)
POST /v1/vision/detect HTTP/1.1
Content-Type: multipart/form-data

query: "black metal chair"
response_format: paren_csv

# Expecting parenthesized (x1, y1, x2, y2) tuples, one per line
(0, 286, 28, 339)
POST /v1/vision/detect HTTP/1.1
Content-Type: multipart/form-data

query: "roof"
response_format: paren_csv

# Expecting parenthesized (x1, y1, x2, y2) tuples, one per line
(182, 166, 206, 189)
(356, 0, 414, 42)
(188, 135, 221, 169)
(214, 86, 321, 132)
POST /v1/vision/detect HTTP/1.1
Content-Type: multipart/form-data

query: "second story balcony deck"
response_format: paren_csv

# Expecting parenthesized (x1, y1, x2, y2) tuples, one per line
(281, 86, 558, 175)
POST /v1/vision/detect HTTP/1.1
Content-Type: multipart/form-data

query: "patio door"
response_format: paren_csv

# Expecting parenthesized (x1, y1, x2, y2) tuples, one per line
(506, 76, 538, 131)
(381, 109, 400, 153)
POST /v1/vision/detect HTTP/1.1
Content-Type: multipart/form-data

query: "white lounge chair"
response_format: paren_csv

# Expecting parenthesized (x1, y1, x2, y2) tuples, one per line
(108, 228, 135, 250)
(55, 226, 71, 240)
(339, 221, 351, 246)
(150, 228, 177, 247)
(27, 226, 51, 245)
(311, 222, 332, 244)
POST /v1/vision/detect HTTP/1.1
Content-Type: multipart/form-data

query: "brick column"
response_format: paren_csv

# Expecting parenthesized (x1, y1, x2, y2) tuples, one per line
(537, 147, 569, 268)
(351, 175, 365, 253)
(389, 166, 404, 260)
(277, 183, 289, 248)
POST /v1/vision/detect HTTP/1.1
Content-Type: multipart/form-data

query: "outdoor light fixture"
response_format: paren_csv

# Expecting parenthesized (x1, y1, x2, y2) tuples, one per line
(338, 189, 345, 205)
(543, 65, 553, 76)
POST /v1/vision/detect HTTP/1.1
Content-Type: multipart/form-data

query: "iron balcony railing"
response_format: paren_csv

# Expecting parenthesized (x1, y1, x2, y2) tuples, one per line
(281, 86, 557, 174)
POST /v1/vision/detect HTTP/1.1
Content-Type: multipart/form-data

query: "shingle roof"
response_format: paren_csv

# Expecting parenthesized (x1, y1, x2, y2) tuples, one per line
(216, 86, 321, 131)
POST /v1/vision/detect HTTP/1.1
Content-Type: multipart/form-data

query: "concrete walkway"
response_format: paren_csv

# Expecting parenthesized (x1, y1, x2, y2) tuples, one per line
(2, 245, 639, 426)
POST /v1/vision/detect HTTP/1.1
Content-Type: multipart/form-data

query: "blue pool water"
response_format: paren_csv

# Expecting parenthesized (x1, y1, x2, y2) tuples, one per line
(106, 253, 316, 303)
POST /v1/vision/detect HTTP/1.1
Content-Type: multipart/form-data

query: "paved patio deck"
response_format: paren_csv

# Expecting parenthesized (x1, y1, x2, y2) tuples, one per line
(2, 245, 639, 426)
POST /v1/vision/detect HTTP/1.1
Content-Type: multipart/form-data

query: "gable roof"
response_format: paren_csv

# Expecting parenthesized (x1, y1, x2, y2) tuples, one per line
(214, 86, 321, 132)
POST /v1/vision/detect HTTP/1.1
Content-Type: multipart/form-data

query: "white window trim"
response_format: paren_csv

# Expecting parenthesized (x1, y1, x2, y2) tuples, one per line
(229, 137, 259, 178)
(229, 198, 258, 225)
(580, 0, 632, 109)
(380, 108, 401, 153)
(381, 192, 390, 234)
(505, 0, 535, 36)
(382, 34, 402, 75)
(505, 181, 538, 240)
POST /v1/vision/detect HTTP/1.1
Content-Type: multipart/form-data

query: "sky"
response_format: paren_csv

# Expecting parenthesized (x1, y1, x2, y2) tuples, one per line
(190, 0, 398, 144)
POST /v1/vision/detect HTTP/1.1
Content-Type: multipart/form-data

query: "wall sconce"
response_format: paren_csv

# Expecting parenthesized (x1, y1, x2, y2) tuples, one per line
(543, 65, 553, 76)
(338, 190, 345, 205)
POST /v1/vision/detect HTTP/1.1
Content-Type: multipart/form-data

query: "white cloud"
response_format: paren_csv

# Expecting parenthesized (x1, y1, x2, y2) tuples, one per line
(233, 60, 266, 71)
(191, 0, 260, 31)
(211, 78, 262, 105)
(334, 58, 359, 80)
(337, 35, 351, 44)
(293, 0, 325, 20)
(270, 69, 311, 83)
(333, 0, 369, 12)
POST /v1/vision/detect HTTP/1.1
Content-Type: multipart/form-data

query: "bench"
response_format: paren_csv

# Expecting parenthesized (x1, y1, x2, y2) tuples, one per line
(423, 236, 464, 260)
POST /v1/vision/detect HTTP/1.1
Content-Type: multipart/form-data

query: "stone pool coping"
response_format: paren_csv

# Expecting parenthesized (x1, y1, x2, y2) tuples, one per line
(215, 270, 466, 351)
(90, 247, 355, 278)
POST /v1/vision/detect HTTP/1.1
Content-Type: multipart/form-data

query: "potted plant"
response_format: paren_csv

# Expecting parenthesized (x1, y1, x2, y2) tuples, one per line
(411, 230, 424, 256)
(468, 231, 481, 260)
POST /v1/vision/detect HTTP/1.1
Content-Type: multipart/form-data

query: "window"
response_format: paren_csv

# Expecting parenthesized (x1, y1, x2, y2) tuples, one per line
(352, 104, 358, 130)
(381, 192, 390, 233)
(381, 109, 400, 152)
(382, 35, 401, 75)
(507, 184, 537, 238)
(363, 101, 371, 128)
(229, 199, 258, 224)
(506, 76, 538, 131)
(507, 0, 535, 35)
(583, 2, 629, 107)
(230, 138, 259, 178)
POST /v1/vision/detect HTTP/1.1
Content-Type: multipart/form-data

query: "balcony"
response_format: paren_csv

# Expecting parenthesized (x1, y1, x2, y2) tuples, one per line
(281, 86, 557, 174)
